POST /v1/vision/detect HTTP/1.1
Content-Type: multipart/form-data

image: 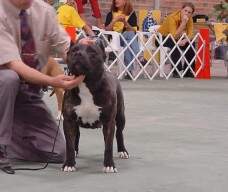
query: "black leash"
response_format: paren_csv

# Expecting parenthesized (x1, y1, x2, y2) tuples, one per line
(12, 114, 62, 172)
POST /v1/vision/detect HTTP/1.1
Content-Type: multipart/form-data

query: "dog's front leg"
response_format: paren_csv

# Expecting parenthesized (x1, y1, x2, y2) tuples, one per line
(62, 119, 78, 172)
(102, 120, 117, 173)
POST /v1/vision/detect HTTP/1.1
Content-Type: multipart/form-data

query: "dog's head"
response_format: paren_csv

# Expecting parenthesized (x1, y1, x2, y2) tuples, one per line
(67, 38, 106, 79)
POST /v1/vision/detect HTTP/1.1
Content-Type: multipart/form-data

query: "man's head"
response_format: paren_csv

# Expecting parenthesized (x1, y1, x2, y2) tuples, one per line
(9, 0, 33, 10)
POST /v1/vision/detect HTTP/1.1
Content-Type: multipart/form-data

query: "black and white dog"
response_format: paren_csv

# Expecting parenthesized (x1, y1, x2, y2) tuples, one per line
(62, 39, 129, 173)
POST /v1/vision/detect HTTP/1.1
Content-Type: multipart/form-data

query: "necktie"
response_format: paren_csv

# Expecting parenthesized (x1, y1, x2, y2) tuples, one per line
(19, 9, 39, 69)
(19, 10, 40, 93)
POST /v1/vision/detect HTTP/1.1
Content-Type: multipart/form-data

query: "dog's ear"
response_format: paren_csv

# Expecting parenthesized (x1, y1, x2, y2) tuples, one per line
(95, 38, 107, 61)
(66, 41, 77, 73)
(70, 40, 75, 49)
(67, 40, 75, 58)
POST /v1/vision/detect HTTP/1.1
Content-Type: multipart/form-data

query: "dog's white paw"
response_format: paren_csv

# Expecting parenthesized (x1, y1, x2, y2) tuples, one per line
(103, 166, 118, 173)
(118, 152, 129, 159)
(56, 111, 63, 121)
(62, 166, 76, 172)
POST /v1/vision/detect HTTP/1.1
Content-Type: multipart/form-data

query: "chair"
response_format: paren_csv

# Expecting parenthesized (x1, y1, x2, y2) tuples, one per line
(212, 23, 228, 76)
(92, 26, 125, 78)
(138, 9, 161, 31)
(213, 23, 228, 43)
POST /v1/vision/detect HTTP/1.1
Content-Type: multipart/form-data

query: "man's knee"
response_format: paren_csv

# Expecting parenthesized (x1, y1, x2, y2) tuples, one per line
(0, 70, 20, 90)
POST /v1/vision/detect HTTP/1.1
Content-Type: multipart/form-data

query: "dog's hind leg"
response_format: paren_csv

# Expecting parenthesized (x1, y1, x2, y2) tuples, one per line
(116, 110, 129, 159)
(115, 85, 129, 159)
(62, 119, 78, 172)
(75, 129, 80, 157)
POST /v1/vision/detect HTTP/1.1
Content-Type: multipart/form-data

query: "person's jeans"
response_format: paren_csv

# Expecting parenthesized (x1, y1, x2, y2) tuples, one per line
(120, 31, 140, 73)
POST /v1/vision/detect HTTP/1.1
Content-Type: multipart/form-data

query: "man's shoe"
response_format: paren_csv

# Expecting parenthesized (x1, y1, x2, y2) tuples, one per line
(0, 146, 15, 174)
(1, 166, 15, 174)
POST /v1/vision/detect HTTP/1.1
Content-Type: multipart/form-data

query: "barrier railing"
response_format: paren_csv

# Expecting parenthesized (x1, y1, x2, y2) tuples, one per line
(75, 29, 206, 81)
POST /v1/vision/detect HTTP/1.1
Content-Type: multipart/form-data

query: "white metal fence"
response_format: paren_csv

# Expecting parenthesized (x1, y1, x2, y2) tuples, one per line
(74, 28, 206, 81)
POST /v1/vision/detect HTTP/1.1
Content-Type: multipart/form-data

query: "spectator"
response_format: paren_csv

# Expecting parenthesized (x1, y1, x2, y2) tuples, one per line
(75, 0, 104, 29)
(57, 0, 94, 39)
(157, 2, 196, 78)
(105, 0, 140, 79)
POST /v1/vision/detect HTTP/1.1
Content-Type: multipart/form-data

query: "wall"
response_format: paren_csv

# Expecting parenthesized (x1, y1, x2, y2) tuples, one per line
(84, 0, 219, 23)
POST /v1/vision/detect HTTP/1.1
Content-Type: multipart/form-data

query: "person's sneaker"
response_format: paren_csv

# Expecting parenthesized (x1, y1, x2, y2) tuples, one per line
(0, 146, 15, 174)
(124, 73, 132, 80)
(184, 73, 194, 78)
(173, 73, 180, 78)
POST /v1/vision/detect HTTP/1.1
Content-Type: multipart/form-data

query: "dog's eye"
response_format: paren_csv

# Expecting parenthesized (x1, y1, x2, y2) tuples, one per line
(72, 46, 80, 53)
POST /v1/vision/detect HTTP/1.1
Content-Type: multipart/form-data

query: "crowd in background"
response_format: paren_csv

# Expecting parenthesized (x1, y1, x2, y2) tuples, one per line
(44, 0, 199, 79)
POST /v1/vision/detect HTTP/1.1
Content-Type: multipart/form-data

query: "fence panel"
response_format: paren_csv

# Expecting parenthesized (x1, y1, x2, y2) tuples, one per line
(66, 29, 206, 81)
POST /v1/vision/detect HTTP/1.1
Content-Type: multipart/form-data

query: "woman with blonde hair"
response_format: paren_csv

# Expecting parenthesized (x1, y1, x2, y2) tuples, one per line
(157, 2, 196, 78)
(105, 0, 139, 79)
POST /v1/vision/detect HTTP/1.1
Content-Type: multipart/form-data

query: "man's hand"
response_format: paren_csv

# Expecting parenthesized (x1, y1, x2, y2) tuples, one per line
(6, 60, 84, 90)
(113, 15, 125, 23)
(50, 74, 85, 90)
(78, 37, 95, 45)
(178, 39, 188, 47)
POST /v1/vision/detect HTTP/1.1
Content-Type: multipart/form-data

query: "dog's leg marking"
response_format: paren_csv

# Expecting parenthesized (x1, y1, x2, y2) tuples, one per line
(62, 166, 76, 172)
(118, 152, 129, 159)
(103, 166, 118, 173)
(56, 110, 63, 121)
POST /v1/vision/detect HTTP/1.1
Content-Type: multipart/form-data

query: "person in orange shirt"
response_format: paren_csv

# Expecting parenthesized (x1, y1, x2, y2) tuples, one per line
(57, 0, 94, 40)
(158, 2, 195, 78)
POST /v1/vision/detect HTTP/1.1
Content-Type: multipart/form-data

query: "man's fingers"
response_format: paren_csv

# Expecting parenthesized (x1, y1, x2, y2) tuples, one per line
(79, 38, 95, 45)
(61, 75, 75, 81)
(64, 75, 85, 89)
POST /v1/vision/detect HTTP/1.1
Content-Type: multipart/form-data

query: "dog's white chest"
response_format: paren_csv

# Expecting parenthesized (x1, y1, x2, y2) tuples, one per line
(73, 83, 101, 125)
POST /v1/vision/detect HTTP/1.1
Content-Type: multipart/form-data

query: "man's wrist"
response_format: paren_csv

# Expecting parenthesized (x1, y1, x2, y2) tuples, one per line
(46, 76, 54, 87)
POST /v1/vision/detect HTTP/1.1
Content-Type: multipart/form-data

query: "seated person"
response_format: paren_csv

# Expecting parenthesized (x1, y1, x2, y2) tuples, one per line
(57, 0, 94, 40)
(157, 2, 196, 78)
(105, 0, 140, 79)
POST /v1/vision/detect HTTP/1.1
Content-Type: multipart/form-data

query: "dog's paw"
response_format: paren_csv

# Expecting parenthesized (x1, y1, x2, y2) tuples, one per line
(56, 111, 64, 121)
(103, 166, 118, 173)
(118, 151, 129, 159)
(62, 166, 76, 172)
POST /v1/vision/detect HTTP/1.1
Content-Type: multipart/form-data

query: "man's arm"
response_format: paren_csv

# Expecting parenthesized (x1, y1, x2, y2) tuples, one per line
(174, 15, 189, 39)
(47, 7, 71, 57)
(82, 24, 95, 36)
(6, 60, 84, 89)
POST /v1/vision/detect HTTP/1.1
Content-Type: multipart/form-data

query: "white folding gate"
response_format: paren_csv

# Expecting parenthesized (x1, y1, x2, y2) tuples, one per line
(74, 29, 206, 81)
